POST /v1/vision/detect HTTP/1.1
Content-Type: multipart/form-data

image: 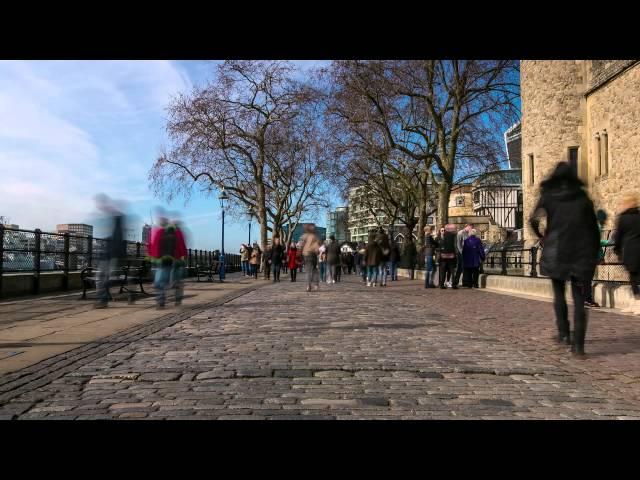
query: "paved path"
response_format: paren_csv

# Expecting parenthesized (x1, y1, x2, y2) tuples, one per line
(2, 273, 640, 420)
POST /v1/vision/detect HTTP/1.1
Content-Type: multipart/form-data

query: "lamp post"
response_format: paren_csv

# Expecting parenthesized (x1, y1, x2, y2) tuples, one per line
(218, 188, 229, 282)
(248, 208, 254, 245)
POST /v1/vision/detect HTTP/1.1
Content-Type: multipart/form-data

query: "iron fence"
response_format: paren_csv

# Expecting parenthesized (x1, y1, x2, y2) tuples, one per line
(1, 225, 241, 297)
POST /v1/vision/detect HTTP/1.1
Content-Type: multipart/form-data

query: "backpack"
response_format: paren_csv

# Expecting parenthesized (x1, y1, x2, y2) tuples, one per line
(159, 227, 177, 260)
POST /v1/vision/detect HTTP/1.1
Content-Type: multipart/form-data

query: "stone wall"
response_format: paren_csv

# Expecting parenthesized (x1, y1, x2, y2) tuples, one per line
(586, 63, 640, 229)
(520, 60, 588, 247)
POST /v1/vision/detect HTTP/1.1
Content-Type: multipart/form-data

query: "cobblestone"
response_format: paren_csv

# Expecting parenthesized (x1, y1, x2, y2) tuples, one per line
(3, 275, 640, 419)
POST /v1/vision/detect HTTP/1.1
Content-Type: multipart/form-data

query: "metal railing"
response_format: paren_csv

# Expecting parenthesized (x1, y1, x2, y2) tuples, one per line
(1, 225, 242, 297)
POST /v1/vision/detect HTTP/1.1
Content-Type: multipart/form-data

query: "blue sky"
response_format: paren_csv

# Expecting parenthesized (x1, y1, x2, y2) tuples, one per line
(0, 60, 332, 250)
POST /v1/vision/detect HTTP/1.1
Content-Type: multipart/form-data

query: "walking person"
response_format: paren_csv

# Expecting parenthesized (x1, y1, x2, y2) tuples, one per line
(453, 223, 473, 288)
(263, 244, 272, 280)
(358, 242, 367, 283)
(249, 242, 262, 279)
(376, 228, 392, 287)
(299, 224, 321, 292)
(613, 194, 640, 314)
(270, 236, 285, 283)
(319, 240, 327, 283)
(93, 194, 127, 308)
(390, 241, 401, 281)
(149, 211, 187, 309)
(402, 237, 418, 280)
(287, 243, 299, 282)
(438, 224, 458, 289)
(326, 235, 340, 284)
(169, 215, 189, 305)
(462, 229, 485, 288)
(530, 162, 600, 358)
(422, 226, 439, 288)
(365, 231, 383, 287)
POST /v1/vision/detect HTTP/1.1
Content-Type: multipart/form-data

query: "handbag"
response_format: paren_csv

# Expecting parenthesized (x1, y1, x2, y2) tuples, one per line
(440, 252, 455, 260)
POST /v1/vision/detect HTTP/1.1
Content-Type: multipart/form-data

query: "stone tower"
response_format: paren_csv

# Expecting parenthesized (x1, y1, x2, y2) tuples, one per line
(521, 60, 640, 249)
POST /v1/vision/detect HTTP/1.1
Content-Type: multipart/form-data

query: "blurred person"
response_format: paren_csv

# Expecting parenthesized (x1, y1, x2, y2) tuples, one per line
(365, 231, 383, 287)
(270, 236, 285, 283)
(453, 223, 473, 288)
(462, 229, 485, 288)
(263, 243, 273, 280)
(389, 240, 401, 282)
(287, 242, 299, 282)
(93, 194, 127, 308)
(249, 242, 261, 279)
(614, 194, 640, 314)
(168, 213, 188, 303)
(423, 226, 439, 289)
(438, 224, 458, 289)
(318, 240, 327, 283)
(326, 235, 340, 284)
(376, 228, 392, 287)
(149, 208, 186, 308)
(299, 224, 321, 292)
(530, 162, 600, 358)
(402, 237, 417, 280)
(358, 242, 367, 283)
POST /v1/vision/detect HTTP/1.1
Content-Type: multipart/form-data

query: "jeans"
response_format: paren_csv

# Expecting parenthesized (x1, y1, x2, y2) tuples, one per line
(250, 263, 258, 278)
(171, 264, 185, 303)
(290, 267, 297, 282)
(381, 261, 391, 285)
(390, 261, 398, 281)
(328, 263, 338, 283)
(305, 254, 319, 289)
(272, 262, 281, 282)
(453, 252, 464, 286)
(367, 265, 379, 284)
(319, 262, 326, 282)
(424, 256, 435, 288)
(241, 260, 248, 276)
(154, 263, 173, 306)
(96, 258, 120, 304)
(439, 260, 455, 287)
(361, 265, 367, 282)
(551, 277, 587, 348)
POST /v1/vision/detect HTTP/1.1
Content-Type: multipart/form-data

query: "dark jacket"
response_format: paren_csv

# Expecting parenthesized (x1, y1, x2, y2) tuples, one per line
(270, 244, 285, 264)
(376, 232, 391, 262)
(365, 242, 383, 266)
(389, 244, 401, 263)
(614, 207, 640, 273)
(326, 241, 341, 265)
(422, 235, 439, 258)
(106, 214, 126, 260)
(462, 235, 485, 268)
(530, 164, 599, 281)
(439, 231, 457, 259)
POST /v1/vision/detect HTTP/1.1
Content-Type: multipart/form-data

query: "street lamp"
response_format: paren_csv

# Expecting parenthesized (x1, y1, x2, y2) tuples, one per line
(247, 208, 254, 245)
(218, 188, 229, 282)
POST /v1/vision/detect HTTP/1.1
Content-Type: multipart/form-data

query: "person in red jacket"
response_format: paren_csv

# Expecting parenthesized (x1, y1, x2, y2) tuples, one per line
(149, 210, 187, 308)
(287, 243, 299, 282)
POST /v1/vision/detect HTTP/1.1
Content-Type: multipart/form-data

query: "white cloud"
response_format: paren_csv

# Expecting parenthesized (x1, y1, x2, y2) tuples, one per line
(0, 60, 194, 231)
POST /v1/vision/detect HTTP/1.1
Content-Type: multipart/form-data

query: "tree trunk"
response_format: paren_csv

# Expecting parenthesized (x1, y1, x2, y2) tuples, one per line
(437, 181, 451, 228)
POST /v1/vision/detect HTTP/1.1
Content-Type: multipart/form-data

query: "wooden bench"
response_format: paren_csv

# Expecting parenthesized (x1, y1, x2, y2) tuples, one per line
(80, 259, 149, 300)
(196, 260, 221, 282)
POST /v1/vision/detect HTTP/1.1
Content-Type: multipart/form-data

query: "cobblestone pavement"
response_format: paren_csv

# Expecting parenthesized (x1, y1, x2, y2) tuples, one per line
(2, 273, 640, 420)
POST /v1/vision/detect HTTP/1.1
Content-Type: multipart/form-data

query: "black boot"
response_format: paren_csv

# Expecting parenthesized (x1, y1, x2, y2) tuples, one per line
(556, 331, 571, 345)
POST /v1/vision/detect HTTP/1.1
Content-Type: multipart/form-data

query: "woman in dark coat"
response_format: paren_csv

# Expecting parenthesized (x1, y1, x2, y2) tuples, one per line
(438, 224, 457, 289)
(613, 194, 640, 314)
(270, 237, 285, 283)
(401, 238, 418, 280)
(422, 227, 439, 288)
(462, 229, 485, 288)
(287, 243, 299, 282)
(530, 162, 599, 357)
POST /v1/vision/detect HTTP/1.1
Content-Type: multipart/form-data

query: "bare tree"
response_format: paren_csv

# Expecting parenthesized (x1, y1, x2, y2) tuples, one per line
(149, 60, 315, 252)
